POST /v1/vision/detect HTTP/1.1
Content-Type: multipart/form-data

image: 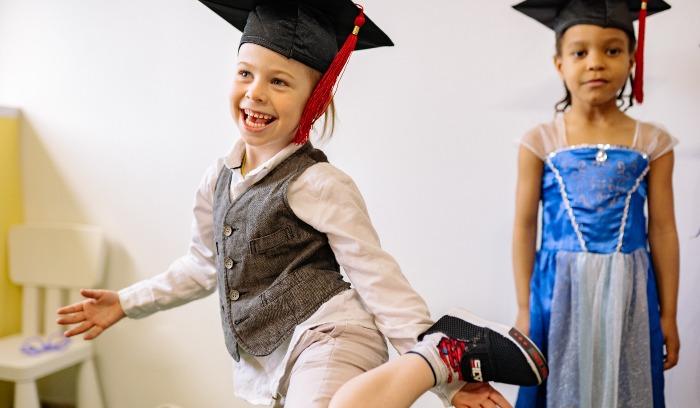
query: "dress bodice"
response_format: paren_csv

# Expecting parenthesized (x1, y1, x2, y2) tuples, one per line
(540, 145, 650, 254)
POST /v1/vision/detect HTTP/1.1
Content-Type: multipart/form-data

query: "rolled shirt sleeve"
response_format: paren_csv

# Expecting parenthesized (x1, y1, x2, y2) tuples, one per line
(288, 163, 433, 353)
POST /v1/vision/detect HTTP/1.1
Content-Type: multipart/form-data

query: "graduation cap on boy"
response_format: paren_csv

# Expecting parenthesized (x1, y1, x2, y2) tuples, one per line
(512, 0, 671, 103)
(197, 0, 393, 144)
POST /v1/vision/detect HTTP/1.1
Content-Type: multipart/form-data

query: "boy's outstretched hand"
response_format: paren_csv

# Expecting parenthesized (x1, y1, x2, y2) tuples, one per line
(452, 383, 513, 408)
(56, 289, 126, 340)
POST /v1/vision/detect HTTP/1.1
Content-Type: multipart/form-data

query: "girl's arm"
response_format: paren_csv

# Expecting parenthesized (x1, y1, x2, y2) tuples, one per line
(647, 150, 681, 369)
(512, 146, 543, 335)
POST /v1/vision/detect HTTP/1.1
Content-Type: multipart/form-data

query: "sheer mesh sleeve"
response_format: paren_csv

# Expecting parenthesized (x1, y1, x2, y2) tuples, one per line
(634, 122, 679, 161)
(519, 118, 567, 160)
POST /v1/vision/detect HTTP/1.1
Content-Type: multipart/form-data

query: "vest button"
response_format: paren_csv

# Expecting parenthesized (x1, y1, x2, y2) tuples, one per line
(229, 290, 240, 301)
(223, 225, 233, 237)
(224, 257, 234, 269)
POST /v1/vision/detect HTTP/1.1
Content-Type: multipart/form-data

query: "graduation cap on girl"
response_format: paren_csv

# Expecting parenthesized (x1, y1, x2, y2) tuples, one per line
(512, 0, 671, 103)
(197, 0, 393, 144)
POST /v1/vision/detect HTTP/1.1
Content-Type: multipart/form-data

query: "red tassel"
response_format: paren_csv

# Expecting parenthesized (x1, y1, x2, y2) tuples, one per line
(633, 0, 648, 104)
(292, 4, 366, 145)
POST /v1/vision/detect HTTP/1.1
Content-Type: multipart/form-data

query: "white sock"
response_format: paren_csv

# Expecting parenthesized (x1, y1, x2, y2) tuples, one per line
(408, 332, 452, 385)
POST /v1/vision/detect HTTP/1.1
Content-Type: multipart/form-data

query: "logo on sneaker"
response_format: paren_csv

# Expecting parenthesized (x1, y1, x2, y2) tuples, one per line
(470, 359, 483, 382)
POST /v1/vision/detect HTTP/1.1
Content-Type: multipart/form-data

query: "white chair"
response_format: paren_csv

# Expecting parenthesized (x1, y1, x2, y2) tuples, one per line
(0, 224, 106, 408)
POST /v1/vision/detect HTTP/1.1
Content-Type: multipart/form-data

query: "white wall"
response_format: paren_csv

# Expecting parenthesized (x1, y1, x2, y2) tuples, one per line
(0, 0, 698, 407)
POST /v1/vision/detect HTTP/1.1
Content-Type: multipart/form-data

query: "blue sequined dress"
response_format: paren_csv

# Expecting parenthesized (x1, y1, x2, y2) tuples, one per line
(515, 117, 677, 408)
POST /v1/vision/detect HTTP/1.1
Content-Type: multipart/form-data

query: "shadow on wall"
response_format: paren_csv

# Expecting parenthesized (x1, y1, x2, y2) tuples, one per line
(35, 239, 136, 408)
(20, 115, 87, 224)
(0, 116, 141, 407)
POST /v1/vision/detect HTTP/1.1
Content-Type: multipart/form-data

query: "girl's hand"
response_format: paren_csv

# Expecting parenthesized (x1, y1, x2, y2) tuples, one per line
(452, 383, 512, 408)
(56, 289, 126, 340)
(660, 315, 680, 370)
(514, 309, 530, 336)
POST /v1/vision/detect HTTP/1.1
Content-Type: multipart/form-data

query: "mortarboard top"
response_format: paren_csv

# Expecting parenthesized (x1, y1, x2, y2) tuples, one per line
(198, 0, 393, 72)
(512, 0, 670, 38)
(512, 0, 672, 103)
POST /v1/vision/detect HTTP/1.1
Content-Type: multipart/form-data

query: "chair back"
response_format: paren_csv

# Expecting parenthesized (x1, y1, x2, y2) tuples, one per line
(8, 224, 105, 336)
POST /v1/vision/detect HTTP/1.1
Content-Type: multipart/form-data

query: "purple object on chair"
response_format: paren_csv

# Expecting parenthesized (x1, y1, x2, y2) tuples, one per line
(20, 331, 70, 356)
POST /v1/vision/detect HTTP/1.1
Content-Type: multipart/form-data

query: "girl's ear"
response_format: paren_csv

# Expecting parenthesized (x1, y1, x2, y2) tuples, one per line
(553, 54, 564, 79)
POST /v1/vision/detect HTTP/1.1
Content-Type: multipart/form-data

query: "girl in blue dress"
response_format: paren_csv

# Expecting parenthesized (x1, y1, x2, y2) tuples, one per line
(511, 0, 680, 407)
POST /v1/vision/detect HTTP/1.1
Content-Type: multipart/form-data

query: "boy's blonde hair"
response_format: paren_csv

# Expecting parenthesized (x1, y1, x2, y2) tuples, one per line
(315, 99, 336, 143)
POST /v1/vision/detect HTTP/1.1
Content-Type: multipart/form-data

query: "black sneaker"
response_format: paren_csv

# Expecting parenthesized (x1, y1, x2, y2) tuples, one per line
(418, 308, 548, 386)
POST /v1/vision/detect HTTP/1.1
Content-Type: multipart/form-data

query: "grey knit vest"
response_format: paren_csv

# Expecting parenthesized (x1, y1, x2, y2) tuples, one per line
(213, 143, 350, 361)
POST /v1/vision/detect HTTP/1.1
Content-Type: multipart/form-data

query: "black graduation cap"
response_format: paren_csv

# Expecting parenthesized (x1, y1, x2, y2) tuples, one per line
(512, 0, 670, 38)
(512, 0, 672, 103)
(197, 0, 393, 143)
(198, 0, 393, 72)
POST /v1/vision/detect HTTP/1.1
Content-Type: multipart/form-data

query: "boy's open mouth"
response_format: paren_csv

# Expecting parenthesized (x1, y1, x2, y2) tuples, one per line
(242, 108, 277, 129)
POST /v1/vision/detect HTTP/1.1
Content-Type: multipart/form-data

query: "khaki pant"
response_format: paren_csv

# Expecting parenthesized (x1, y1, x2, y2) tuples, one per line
(274, 322, 389, 408)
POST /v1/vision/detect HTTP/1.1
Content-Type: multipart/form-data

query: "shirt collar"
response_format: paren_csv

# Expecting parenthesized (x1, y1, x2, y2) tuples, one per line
(224, 139, 304, 177)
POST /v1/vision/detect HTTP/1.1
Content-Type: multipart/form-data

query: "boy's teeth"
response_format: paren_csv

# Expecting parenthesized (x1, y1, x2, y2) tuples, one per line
(244, 109, 272, 120)
(245, 115, 268, 128)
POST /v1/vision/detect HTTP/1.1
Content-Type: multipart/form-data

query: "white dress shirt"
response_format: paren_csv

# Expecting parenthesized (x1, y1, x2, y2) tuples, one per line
(119, 140, 440, 405)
